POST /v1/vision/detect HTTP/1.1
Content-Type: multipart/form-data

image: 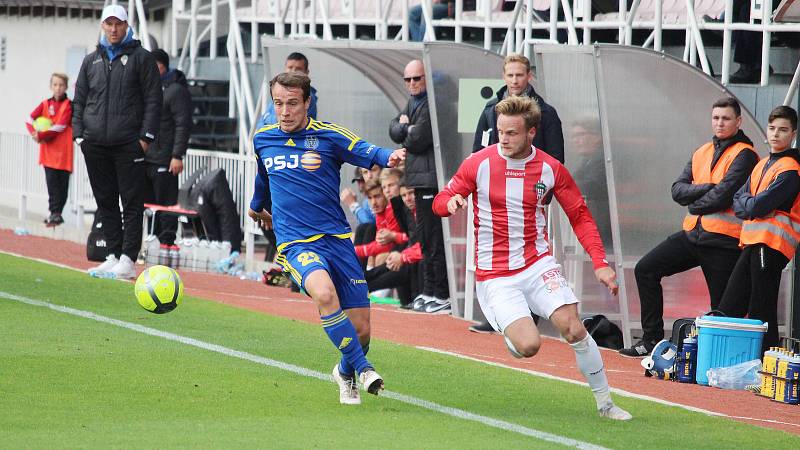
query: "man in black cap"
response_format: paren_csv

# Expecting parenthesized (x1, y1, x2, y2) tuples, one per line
(144, 49, 192, 250)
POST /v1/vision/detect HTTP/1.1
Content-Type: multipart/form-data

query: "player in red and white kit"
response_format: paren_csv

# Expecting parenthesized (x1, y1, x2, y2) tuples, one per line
(433, 96, 632, 420)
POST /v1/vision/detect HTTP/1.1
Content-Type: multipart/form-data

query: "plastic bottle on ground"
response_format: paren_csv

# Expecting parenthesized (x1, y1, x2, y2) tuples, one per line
(169, 245, 180, 269)
(195, 240, 210, 272)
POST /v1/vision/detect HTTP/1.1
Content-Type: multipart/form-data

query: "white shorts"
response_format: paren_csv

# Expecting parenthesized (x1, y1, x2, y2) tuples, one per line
(476, 255, 578, 333)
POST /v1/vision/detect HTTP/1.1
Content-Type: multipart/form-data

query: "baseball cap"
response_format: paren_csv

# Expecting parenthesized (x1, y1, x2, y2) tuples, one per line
(101, 4, 128, 22)
(350, 167, 364, 183)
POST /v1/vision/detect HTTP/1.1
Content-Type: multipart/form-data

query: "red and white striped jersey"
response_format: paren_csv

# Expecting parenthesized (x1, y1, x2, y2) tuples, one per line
(433, 145, 608, 281)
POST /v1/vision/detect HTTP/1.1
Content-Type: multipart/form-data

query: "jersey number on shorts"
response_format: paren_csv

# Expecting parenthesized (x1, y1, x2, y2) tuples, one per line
(297, 251, 321, 267)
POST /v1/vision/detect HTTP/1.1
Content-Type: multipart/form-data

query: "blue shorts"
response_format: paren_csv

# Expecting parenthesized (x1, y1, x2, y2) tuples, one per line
(276, 234, 370, 309)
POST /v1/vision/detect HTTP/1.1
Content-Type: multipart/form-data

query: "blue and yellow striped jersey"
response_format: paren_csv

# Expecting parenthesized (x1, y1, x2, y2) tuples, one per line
(251, 117, 393, 248)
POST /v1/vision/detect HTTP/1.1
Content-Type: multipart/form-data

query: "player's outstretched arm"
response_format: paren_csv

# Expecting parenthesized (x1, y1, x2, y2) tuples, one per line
(594, 266, 618, 295)
(387, 148, 406, 168)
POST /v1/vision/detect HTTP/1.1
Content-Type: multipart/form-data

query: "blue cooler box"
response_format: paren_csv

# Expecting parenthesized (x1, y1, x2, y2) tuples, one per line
(695, 316, 767, 385)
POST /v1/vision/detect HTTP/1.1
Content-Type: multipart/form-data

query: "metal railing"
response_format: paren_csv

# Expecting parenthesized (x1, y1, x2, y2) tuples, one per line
(169, 0, 800, 98)
(0, 132, 256, 251)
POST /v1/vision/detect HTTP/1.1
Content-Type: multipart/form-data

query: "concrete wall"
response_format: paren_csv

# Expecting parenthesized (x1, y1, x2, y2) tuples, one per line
(0, 15, 169, 134)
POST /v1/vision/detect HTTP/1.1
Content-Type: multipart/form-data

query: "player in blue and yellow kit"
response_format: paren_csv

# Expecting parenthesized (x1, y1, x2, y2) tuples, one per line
(249, 72, 405, 405)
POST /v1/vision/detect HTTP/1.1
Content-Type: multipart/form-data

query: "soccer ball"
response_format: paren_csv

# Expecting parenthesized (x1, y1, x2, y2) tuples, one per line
(33, 116, 53, 132)
(134, 265, 184, 314)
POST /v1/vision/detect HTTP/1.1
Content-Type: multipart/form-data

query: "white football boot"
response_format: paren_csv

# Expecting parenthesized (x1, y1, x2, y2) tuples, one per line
(599, 404, 633, 421)
(332, 364, 361, 405)
(88, 254, 118, 277)
(109, 254, 137, 280)
(358, 369, 384, 395)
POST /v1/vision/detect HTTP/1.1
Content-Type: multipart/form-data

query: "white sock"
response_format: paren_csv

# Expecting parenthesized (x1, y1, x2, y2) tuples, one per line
(570, 334, 612, 410)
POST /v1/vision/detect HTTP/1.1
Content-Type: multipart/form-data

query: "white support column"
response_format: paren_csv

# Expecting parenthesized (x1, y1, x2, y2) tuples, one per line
(721, 0, 733, 84)
(211, 0, 218, 59)
(759, 0, 772, 86)
(189, 0, 198, 77)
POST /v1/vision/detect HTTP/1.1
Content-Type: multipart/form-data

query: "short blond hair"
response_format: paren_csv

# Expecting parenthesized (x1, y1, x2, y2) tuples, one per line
(495, 96, 541, 130)
(502, 54, 531, 74)
(51, 72, 69, 85)
(379, 167, 403, 185)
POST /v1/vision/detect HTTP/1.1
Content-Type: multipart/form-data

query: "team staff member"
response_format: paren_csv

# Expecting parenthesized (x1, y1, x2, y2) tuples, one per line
(719, 106, 800, 353)
(620, 97, 759, 357)
(73, 4, 162, 279)
(144, 49, 193, 248)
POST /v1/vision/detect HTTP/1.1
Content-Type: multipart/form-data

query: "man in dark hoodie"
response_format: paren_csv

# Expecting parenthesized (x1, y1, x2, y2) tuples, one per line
(145, 49, 192, 248)
(473, 53, 564, 163)
(389, 59, 450, 314)
(620, 97, 759, 357)
(73, 4, 162, 279)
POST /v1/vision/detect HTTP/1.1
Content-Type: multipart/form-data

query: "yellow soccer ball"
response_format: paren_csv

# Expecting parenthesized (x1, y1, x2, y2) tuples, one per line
(33, 116, 53, 132)
(135, 265, 184, 314)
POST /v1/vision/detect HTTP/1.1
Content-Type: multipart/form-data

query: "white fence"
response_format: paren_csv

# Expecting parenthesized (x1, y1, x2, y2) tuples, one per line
(0, 132, 258, 263)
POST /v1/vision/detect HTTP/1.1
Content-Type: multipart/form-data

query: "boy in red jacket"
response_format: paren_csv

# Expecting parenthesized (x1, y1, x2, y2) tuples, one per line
(26, 73, 73, 227)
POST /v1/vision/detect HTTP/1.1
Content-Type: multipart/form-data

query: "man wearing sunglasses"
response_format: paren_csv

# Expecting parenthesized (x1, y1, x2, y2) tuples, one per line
(389, 60, 451, 314)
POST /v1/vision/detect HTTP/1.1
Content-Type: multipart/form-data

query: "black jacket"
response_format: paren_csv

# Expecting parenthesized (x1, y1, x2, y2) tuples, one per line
(73, 39, 162, 146)
(733, 148, 800, 220)
(472, 84, 564, 163)
(672, 130, 758, 248)
(146, 69, 192, 165)
(389, 94, 437, 189)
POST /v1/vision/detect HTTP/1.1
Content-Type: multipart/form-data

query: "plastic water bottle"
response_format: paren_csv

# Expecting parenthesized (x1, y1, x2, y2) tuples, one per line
(216, 250, 240, 273)
(240, 271, 262, 281)
(14, 227, 30, 236)
(676, 336, 697, 383)
(144, 235, 160, 266)
(196, 240, 210, 272)
(209, 241, 222, 265)
(158, 244, 170, 266)
(221, 241, 232, 259)
(169, 245, 180, 269)
(180, 240, 194, 271)
(229, 262, 245, 277)
(707, 359, 761, 390)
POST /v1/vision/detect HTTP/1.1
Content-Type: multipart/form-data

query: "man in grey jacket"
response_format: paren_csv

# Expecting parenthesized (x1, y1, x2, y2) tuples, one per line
(145, 49, 192, 248)
(73, 4, 162, 279)
(389, 59, 450, 314)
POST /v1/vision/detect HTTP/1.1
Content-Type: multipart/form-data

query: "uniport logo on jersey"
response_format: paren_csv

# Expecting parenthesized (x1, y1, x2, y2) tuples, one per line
(300, 150, 322, 171)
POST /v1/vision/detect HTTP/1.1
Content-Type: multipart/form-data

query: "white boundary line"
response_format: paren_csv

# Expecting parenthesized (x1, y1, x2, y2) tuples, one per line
(3, 251, 796, 431)
(0, 291, 607, 450)
(419, 347, 800, 429)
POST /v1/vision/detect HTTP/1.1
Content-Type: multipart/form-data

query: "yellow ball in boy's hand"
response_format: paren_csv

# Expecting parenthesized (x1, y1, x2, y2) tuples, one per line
(33, 116, 53, 132)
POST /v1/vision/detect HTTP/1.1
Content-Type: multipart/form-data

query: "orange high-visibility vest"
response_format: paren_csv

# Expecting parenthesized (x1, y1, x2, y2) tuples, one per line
(739, 156, 800, 259)
(39, 99, 73, 172)
(682, 141, 756, 239)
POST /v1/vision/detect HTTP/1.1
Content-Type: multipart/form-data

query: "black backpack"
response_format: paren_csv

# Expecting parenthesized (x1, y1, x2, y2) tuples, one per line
(582, 314, 624, 350)
(671, 310, 725, 351)
(86, 213, 108, 262)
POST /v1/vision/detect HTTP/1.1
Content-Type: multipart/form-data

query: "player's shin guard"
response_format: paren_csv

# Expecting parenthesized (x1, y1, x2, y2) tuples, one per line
(339, 344, 369, 377)
(321, 309, 371, 375)
(570, 334, 613, 409)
